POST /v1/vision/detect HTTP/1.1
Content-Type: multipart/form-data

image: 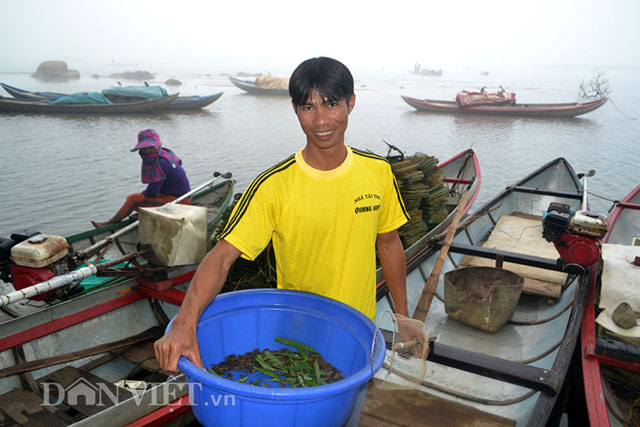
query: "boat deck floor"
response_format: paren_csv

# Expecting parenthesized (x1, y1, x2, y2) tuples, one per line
(461, 212, 565, 298)
(0, 333, 168, 425)
(359, 381, 515, 426)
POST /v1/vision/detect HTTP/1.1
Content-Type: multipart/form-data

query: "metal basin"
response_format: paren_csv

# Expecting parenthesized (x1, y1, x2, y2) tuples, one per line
(444, 267, 524, 333)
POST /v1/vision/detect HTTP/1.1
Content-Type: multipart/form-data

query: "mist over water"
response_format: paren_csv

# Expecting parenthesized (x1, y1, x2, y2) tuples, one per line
(1, 62, 639, 237)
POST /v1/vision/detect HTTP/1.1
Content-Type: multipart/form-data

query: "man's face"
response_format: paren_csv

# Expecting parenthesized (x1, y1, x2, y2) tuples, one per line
(294, 89, 355, 151)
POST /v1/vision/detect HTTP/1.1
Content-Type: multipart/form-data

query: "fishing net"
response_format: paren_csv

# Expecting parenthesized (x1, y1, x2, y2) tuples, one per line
(372, 310, 429, 390)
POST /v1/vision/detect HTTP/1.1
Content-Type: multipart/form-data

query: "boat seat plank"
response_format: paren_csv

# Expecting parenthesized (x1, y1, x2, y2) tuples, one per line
(460, 213, 565, 297)
(112, 340, 173, 377)
(360, 381, 515, 427)
(0, 389, 72, 426)
(507, 186, 583, 200)
(37, 366, 132, 417)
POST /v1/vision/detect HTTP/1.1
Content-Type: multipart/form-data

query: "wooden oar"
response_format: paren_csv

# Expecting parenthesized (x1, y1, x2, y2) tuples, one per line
(0, 327, 162, 378)
(413, 192, 469, 322)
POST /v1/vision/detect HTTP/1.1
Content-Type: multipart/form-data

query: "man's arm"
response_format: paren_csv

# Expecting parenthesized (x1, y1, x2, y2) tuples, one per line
(154, 239, 241, 372)
(378, 230, 427, 357)
(376, 229, 408, 317)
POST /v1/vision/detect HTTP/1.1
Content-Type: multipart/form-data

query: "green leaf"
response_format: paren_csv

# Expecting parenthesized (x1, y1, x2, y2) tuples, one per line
(275, 337, 319, 354)
(255, 354, 276, 372)
(264, 350, 284, 366)
(255, 366, 282, 382)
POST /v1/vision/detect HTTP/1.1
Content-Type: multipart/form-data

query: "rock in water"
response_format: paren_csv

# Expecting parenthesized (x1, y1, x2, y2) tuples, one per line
(165, 78, 182, 86)
(32, 60, 80, 81)
(109, 70, 155, 80)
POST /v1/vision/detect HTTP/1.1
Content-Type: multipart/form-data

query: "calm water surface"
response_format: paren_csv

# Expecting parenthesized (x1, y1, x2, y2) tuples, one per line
(1, 64, 639, 237)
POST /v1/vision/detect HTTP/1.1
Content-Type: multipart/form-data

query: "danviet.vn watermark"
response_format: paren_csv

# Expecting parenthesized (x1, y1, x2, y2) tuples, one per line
(41, 377, 236, 408)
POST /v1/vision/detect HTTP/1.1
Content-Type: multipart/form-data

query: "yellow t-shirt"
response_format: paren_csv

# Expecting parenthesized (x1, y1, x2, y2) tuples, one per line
(219, 146, 409, 319)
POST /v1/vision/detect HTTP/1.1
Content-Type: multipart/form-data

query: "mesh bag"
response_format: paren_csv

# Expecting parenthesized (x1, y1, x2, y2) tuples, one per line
(372, 310, 429, 390)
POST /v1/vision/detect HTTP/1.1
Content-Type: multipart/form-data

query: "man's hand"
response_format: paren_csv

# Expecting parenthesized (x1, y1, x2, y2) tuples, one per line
(396, 315, 428, 359)
(153, 239, 242, 373)
(154, 322, 204, 373)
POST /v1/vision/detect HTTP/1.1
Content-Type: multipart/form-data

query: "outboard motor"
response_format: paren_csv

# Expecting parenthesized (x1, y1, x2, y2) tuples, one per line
(3, 231, 70, 300)
(542, 202, 608, 268)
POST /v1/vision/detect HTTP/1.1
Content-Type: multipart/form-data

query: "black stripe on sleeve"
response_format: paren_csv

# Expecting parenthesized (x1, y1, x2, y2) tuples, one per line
(219, 156, 296, 239)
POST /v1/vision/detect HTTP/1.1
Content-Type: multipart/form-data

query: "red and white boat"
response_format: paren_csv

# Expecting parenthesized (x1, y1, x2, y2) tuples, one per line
(582, 184, 640, 426)
(402, 95, 608, 118)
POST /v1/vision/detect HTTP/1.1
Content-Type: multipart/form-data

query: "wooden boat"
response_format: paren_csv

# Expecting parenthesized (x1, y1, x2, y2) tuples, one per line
(0, 93, 178, 114)
(367, 157, 590, 426)
(0, 256, 196, 425)
(0, 177, 235, 318)
(0, 177, 236, 425)
(411, 66, 443, 77)
(0, 83, 222, 111)
(228, 76, 289, 96)
(402, 95, 608, 118)
(581, 184, 640, 426)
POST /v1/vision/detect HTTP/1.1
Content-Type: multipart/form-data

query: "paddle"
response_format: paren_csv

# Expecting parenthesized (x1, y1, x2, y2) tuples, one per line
(413, 192, 469, 322)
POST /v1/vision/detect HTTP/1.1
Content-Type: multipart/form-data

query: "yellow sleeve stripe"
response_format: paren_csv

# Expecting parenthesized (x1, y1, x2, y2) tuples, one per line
(352, 148, 410, 221)
(219, 155, 296, 239)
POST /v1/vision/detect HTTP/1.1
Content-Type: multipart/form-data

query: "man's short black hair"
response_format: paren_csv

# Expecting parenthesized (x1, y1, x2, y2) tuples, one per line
(289, 57, 354, 107)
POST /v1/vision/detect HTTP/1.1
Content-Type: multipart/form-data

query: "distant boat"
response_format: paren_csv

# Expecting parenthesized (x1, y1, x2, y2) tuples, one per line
(0, 83, 222, 111)
(411, 64, 443, 77)
(228, 76, 289, 96)
(0, 93, 178, 114)
(402, 95, 608, 118)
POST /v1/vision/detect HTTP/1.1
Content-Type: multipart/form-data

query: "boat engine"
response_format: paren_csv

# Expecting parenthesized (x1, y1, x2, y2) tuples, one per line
(1, 230, 70, 300)
(542, 202, 608, 268)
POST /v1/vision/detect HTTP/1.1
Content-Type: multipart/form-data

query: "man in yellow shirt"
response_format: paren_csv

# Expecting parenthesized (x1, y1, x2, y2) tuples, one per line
(155, 57, 411, 388)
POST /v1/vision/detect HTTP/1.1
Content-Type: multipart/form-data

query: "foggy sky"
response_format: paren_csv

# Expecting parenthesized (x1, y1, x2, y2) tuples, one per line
(2, 0, 639, 72)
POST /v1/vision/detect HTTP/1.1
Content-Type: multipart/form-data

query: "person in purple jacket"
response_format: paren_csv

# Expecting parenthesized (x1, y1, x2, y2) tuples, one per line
(91, 129, 191, 228)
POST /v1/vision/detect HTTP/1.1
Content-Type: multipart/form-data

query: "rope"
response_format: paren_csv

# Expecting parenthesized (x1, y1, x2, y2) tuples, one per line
(607, 97, 637, 120)
(585, 190, 620, 213)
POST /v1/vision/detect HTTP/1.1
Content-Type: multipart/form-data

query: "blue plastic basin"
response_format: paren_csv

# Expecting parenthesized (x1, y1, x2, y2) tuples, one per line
(171, 289, 385, 427)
